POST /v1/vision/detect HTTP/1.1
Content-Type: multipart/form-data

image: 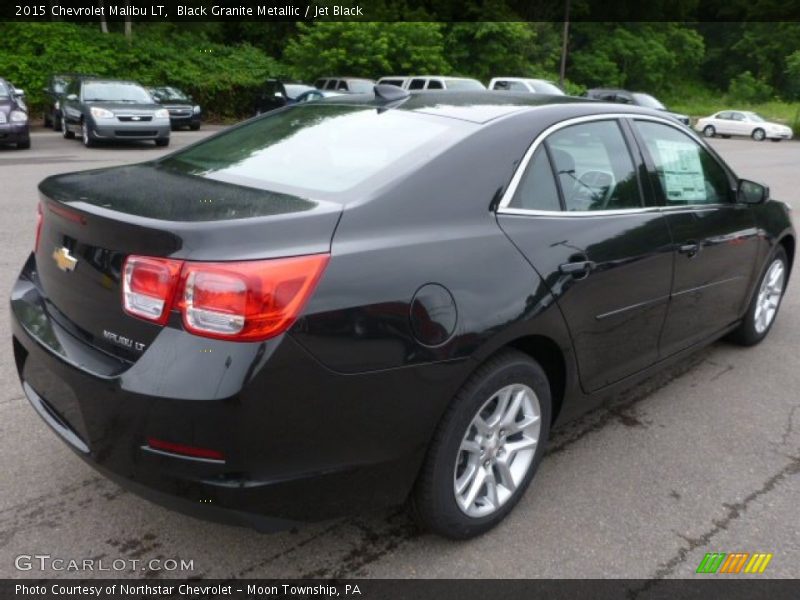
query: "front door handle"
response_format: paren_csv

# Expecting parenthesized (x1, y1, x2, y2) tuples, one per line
(559, 260, 595, 278)
(679, 241, 700, 258)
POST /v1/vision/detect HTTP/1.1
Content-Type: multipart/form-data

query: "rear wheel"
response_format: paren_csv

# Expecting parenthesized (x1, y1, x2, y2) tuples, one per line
(412, 350, 551, 539)
(752, 128, 766, 141)
(728, 246, 788, 346)
(703, 125, 715, 137)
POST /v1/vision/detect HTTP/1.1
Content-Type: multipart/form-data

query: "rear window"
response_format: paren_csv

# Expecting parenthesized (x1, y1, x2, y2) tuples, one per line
(347, 80, 374, 94)
(445, 79, 484, 91)
(160, 105, 467, 195)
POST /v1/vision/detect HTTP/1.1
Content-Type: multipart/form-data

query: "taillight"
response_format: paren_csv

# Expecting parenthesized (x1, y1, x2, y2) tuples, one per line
(34, 203, 43, 252)
(122, 254, 329, 341)
(122, 256, 183, 325)
(179, 255, 330, 341)
(146, 437, 224, 461)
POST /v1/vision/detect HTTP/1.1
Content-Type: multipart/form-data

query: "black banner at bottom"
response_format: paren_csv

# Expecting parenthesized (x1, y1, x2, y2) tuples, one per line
(3, 579, 800, 600)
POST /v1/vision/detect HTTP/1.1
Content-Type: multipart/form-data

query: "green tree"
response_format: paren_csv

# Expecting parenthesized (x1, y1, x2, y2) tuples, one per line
(283, 22, 450, 81)
(569, 23, 704, 94)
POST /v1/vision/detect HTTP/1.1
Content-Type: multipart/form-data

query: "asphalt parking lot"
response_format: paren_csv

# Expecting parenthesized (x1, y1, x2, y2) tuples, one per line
(0, 128, 798, 581)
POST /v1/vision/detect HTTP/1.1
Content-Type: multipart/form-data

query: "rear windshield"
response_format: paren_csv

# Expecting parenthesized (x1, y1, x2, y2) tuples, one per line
(445, 79, 485, 91)
(160, 104, 467, 196)
(83, 82, 152, 103)
(347, 80, 374, 94)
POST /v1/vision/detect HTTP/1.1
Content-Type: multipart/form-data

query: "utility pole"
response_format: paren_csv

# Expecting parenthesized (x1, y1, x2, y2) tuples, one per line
(559, 0, 571, 88)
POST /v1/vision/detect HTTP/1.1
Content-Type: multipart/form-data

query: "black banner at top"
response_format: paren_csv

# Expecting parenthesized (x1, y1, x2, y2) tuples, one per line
(3, 0, 800, 22)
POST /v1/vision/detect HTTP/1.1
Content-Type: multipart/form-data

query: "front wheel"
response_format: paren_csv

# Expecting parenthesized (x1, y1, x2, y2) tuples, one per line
(752, 128, 766, 141)
(189, 122, 200, 131)
(728, 247, 788, 346)
(62, 117, 74, 139)
(81, 120, 95, 147)
(703, 125, 716, 137)
(412, 350, 551, 539)
(155, 138, 170, 147)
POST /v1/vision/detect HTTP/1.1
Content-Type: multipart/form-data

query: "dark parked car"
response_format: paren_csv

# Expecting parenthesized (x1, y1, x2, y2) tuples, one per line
(60, 78, 170, 147)
(585, 88, 690, 125)
(11, 91, 794, 539)
(43, 74, 86, 130)
(0, 78, 30, 149)
(253, 80, 315, 115)
(148, 86, 202, 130)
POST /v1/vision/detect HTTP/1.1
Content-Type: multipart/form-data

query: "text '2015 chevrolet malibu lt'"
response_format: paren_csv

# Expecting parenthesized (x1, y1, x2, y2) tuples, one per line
(10, 88, 795, 539)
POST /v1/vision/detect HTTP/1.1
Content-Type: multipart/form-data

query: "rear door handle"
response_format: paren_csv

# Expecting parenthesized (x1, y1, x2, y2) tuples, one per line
(679, 241, 700, 257)
(559, 260, 595, 278)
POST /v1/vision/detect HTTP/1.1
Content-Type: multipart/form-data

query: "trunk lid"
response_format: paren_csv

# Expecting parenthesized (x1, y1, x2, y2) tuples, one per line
(36, 164, 341, 359)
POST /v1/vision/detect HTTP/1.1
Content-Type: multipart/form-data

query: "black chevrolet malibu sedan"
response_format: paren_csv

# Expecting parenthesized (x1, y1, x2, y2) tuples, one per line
(10, 90, 794, 539)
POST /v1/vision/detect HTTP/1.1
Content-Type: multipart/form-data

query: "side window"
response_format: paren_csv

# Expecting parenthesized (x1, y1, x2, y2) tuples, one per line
(731, 112, 745, 121)
(635, 121, 731, 206)
(508, 81, 528, 91)
(427, 80, 444, 89)
(546, 120, 642, 212)
(509, 147, 561, 211)
(408, 79, 426, 90)
(493, 81, 510, 90)
(337, 80, 348, 91)
(717, 112, 732, 120)
(325, 80, 338, 90)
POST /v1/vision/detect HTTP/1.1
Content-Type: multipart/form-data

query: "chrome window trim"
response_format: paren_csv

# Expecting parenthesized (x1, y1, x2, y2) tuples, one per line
(496, 113, 730, 217)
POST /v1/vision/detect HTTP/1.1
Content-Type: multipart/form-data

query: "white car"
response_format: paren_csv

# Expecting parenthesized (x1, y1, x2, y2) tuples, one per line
(488, 77, 564, 95)
(377, 76, 485, 91)
(695, 110, 793, 142)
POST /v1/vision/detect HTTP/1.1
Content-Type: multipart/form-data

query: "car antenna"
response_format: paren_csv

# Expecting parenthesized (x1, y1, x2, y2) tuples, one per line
(373, 84, 409, 103)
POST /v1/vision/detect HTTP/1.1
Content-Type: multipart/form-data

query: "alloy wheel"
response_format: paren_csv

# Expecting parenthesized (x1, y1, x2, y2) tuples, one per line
(754, 259, 785, 334)
(454, 383, 541, 518)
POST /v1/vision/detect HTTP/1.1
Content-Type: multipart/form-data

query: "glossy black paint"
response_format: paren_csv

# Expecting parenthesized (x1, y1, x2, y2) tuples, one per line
(10, 92, 795, 529)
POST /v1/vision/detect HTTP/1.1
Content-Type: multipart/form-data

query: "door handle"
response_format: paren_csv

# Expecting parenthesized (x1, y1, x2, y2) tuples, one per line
(679, 241, 700, 258)
(559, 260, 595, 278)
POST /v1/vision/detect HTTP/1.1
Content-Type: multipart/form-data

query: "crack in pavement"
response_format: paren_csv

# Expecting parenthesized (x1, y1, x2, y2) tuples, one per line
(779, 405, 799, 448)
(628, 450, 800, 598)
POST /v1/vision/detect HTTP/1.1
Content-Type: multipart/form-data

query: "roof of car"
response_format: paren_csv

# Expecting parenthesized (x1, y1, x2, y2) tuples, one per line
(319, 90, 664, 124)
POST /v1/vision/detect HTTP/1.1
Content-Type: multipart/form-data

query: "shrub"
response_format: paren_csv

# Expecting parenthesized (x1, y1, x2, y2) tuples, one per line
(727, 71, 773, 104)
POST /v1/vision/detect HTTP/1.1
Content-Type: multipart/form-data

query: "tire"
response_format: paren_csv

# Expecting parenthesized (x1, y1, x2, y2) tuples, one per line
(728, 246, 788, 346)
(53, 114, 61, 131)
(155, 138, 170, 147)
(44, 113, 51, 128)
(62, 117, 74, 139)
(81, 120, 95, 147)
(703, 125, 715, 138)
(190, 122, 200, 131)
(752, 128, 766, 142)
(16, 139, 30, 150)
(412, 349, 552, 539)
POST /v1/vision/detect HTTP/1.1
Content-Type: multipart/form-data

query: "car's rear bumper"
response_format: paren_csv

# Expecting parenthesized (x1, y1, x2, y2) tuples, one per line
(10, 254, 461, 528)
(0, 123, 30, 144)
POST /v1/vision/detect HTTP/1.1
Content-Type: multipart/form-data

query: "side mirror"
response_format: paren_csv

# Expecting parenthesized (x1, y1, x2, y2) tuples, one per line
(14, 88, 25, 96)
(66, 94, 78, 101)
(737, 179, 769, 204)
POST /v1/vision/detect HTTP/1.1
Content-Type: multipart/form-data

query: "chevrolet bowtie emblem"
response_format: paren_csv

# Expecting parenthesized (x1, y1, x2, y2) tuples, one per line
(53, 247, 78, 272)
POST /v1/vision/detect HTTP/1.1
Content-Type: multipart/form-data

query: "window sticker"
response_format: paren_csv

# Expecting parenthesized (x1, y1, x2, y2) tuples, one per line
(654, 139, 706, 202)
